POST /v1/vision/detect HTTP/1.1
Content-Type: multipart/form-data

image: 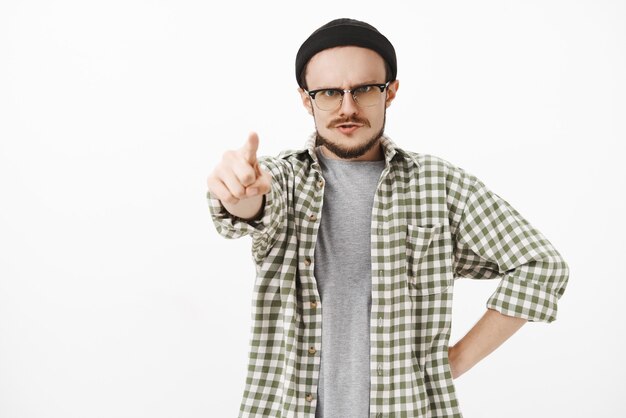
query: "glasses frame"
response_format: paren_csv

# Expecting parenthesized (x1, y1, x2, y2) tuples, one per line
(305, 81, 391, 111)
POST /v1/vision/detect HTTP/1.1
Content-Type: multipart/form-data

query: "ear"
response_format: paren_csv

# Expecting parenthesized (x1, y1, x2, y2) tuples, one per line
(384, 79, 400, 108)
(298, 87, 314, 116)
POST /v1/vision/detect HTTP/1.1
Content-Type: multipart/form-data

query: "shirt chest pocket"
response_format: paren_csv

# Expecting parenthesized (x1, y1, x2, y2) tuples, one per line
(405, 223, 454, 296)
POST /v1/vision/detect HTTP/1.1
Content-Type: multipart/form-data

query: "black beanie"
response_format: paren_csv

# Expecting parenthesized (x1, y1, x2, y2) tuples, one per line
(295, 18, 397, 88)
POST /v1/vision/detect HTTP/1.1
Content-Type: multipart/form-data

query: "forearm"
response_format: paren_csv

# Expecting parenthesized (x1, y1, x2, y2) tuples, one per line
(448, 308, 527, 379)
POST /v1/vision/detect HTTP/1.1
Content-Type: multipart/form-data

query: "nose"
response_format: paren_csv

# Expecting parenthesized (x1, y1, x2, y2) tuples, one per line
(338, 91, 359, 117)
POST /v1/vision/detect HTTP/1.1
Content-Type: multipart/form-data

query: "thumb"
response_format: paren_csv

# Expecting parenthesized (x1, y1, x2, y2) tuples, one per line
(241, 132, 259, 165)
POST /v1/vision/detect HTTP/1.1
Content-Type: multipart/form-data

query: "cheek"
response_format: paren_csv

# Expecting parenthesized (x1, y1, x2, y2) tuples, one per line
(313, 113, 330, 130)
(369, 108, 385, 126)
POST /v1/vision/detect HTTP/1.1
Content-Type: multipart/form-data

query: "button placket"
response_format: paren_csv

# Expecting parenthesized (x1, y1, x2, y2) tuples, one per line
(298, 179, 322, 413)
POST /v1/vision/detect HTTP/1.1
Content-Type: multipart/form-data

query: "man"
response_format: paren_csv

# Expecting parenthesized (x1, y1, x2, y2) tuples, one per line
(206, 18, 569, 418)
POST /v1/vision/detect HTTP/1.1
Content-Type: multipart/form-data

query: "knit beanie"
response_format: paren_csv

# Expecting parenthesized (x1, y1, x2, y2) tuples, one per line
(295, 18, 397, 88)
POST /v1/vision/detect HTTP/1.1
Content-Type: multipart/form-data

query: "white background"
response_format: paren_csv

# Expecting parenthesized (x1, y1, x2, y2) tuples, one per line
(1, 1, 624, 417)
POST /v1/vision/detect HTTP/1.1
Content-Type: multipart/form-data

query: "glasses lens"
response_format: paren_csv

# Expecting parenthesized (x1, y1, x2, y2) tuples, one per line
(353, 85, 382, 107)
(312, 85, 385, 110)
(315, 89, 342, 111)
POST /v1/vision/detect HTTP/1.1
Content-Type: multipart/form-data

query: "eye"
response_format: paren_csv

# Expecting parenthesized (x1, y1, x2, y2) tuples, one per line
(321, 89, 339, 97)
(354, 86, 372, 94)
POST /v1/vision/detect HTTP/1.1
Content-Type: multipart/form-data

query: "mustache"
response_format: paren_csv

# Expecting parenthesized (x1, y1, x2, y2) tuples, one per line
(327, 116, 370, 128)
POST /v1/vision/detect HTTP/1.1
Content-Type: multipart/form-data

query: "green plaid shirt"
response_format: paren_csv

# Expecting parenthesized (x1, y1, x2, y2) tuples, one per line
(206, 134, 569, 417)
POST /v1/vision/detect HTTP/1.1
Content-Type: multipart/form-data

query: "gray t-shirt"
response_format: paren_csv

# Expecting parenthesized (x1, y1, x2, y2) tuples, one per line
(313, 146, 386, 418)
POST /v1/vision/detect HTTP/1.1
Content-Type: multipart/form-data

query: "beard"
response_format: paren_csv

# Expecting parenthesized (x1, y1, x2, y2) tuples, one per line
(314, 109, 386, 160)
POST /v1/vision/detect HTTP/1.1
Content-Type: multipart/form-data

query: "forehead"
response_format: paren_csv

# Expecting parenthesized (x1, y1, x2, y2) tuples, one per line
(305, 46, 386, 89)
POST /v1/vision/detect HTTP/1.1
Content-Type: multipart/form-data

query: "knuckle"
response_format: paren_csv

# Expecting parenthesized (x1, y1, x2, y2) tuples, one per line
(241, 173, 255, 186)
(232, 186, 246, 199)
(212, 167, 226, 182)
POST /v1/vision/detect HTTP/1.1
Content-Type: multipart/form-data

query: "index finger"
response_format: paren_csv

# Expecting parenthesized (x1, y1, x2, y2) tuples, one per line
(241, 132, 259, 165)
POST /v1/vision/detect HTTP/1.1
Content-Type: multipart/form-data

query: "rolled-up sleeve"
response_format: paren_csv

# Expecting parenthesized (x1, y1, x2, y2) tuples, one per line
(206, 156, 288, 263)
(453, 177, 570, 323)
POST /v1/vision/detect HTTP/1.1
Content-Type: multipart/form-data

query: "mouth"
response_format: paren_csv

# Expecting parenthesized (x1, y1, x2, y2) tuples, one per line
(335, 123, 363, 135)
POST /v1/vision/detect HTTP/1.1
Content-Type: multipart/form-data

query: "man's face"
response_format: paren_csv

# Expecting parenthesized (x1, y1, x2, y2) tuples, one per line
(298, 46, 399, 161)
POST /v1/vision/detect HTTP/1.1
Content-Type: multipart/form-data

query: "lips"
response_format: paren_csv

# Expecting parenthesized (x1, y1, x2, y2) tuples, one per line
(335, 123, 363, 135)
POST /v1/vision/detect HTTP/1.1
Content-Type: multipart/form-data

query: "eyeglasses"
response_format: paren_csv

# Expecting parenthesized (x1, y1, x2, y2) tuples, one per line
(305, 81, 390, 111)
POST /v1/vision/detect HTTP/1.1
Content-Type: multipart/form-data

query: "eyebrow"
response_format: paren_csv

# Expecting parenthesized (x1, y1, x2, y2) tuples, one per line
(310, 80, 382, 90)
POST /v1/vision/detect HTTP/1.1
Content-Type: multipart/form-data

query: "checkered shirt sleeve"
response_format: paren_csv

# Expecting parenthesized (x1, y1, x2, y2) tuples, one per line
(454, 176, 570, 323)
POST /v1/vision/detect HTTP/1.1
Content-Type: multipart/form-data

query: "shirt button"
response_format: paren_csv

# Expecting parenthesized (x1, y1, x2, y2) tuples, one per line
(304, 257, 311, 266)
(309, 214, 317, 222)
(377, 226, 383, 234)
(377, 364, 383, 375)
(305, 393, 313, 402)
(310, 301, 317, 309)
(378, 316, 383, 328)
(378, 269, 383, 277)
(308, 346, 317, 355)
